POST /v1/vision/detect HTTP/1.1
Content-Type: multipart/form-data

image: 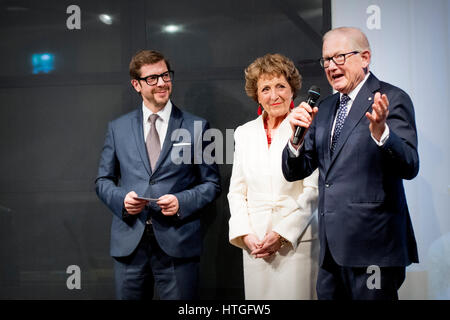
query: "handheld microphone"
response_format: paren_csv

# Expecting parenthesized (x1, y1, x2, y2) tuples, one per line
(292, 85, 321, 145)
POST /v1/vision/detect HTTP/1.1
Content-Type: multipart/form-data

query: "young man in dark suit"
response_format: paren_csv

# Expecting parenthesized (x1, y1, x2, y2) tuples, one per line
(96, 50, 221, 299)
(282, 27, 419, 300)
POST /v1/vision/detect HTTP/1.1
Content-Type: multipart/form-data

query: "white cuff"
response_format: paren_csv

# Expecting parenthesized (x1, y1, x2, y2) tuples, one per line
(288, 140, 302, 157)
(371, 124, 390, 146)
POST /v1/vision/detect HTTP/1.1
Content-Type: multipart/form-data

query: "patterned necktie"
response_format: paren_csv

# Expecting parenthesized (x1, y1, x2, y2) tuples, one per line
(330, 94, 351, 156)
(146, 114, 161, 171)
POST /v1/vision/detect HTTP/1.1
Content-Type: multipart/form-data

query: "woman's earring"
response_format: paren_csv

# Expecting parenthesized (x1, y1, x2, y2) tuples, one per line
(257, 104, 263, 115)
(290, 100, 295, 110)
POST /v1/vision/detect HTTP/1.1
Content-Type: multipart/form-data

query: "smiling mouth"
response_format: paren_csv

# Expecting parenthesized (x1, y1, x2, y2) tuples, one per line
(271, 102, 282, 106)
(332, 74, 344, 80)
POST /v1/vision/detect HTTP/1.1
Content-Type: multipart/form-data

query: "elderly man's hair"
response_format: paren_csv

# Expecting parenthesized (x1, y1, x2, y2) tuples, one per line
(323, 27, 371, 52)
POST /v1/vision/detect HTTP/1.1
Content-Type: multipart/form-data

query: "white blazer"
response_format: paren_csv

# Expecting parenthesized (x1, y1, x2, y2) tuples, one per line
(228, 114, 319, 250)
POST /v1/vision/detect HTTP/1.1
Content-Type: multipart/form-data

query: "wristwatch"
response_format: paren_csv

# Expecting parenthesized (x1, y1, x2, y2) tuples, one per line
(278, 235, 289, 247)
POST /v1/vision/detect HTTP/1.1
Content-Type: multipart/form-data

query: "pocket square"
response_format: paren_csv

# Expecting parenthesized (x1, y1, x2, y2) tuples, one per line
(172, 142, 192, 146)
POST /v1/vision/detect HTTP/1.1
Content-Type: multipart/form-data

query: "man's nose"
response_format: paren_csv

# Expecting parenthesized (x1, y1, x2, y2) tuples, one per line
(156, 75, 165, 86)
(328, 59, 338, 70)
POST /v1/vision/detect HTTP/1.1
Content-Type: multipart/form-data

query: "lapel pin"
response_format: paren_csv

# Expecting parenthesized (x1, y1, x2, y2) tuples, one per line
(368, 97, 372, 101)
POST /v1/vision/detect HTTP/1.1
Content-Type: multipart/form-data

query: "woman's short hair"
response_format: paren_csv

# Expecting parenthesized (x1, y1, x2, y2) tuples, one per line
(244, 53, 302, 102)
(129, 50, 171, 79)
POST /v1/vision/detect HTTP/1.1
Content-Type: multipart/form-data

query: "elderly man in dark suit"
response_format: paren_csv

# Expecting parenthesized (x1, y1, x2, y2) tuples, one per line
(282, 27, 419, 300)
(95, 50, 221, 300)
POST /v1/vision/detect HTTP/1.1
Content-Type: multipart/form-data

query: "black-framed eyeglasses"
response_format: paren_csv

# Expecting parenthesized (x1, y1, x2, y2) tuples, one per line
(137, 70, 174, 86)
(319, 51, 360, 68)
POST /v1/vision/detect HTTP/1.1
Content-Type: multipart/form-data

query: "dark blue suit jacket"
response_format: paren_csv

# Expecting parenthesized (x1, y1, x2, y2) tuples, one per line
(282, 73, 419, 267)
(95, 104, 221, 258)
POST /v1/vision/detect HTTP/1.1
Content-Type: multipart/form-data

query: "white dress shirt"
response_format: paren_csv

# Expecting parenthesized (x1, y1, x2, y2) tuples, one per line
(142, 100, 172, 147)
(289, 73, 389, 156)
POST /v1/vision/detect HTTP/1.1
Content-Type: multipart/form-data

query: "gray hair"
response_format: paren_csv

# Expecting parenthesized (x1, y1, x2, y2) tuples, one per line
(323, 27, 371, 52)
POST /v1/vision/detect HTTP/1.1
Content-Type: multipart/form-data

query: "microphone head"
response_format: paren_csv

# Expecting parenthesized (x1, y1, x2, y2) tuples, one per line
(308, 85, 321, 99)
(306, 85, 321, 106)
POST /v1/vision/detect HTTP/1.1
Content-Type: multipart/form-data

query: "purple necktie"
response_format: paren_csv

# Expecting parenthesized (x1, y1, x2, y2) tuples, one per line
(330, 94, 351, 156)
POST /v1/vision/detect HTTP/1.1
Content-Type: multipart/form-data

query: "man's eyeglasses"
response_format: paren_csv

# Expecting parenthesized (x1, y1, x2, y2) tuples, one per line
(319, 51, 360, 68)
(137, 71, 174, 86)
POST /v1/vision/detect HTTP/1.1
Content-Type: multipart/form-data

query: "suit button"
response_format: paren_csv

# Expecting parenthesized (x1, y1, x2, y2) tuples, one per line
(325, 183, 330, 188)
(320, 212, 325, 216)
(149, 180, 156, 185)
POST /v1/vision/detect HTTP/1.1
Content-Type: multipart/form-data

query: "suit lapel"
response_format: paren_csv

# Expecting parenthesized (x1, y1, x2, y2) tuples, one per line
(329, 73, 380, 167)
(151, 104, 183, 175)
(322, 94, 340, 172)
(131, 108, 152, 176)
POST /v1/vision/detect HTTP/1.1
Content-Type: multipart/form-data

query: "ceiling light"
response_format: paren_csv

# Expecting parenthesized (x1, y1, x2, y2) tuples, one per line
(163, 25, 181, 33)
(99, 14, 113, 25)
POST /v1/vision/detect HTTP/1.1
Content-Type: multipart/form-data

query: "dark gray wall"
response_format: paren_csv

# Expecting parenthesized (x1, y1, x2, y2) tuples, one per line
(0, 0, 330, 299)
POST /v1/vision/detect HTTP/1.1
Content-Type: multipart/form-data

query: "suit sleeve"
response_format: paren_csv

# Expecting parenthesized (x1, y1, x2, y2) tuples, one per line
(380, 89, 419, 180)
(95, 122, 128, 220)
(227, 126, 253, 249)
(272, 169, 319, 250)
(282, 118, 319, 182)
(173, 121, 221, 220)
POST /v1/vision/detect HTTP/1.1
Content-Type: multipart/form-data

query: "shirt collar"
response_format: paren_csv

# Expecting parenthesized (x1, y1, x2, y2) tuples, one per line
(340, 72, 371, 101)
(142, 99, 172, 123)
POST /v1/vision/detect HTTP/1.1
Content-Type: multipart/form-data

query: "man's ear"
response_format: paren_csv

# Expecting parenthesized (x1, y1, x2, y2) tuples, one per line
(360, 50, 371, 68)
(131, 79, 141, 93)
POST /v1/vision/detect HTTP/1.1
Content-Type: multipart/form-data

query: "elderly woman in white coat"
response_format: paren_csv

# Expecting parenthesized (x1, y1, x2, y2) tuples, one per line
(228, 53, 319, 300)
